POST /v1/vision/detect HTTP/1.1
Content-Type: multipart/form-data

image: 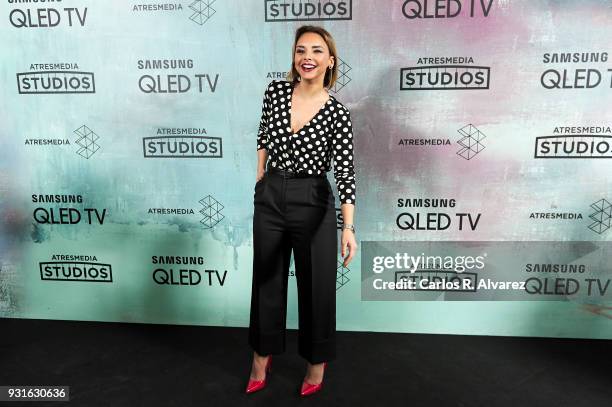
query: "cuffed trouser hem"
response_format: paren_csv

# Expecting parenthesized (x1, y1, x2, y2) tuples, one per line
(298, 336, 336, 364)
(248, 331, 286, 356)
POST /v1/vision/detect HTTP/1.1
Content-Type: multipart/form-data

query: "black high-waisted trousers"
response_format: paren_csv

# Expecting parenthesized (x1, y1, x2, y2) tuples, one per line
(248, 166, 337, 364)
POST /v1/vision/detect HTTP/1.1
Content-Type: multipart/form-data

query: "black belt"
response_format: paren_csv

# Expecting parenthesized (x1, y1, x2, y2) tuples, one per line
(267, 166, 325, 179)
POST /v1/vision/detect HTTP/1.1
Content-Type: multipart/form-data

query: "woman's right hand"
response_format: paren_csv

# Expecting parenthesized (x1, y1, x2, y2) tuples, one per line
(256, 169, 265, 183)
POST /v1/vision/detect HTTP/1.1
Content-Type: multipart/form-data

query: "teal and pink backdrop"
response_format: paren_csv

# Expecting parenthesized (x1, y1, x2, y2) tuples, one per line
(1, 1, 612, 339)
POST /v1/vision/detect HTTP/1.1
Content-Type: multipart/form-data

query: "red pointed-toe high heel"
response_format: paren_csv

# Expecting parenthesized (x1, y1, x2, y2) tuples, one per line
(245, 356, 272, 394)
(300, 362, 327, 397)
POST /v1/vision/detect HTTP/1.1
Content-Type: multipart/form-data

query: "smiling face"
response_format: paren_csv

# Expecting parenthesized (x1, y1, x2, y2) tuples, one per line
(293, 32, 334, 83)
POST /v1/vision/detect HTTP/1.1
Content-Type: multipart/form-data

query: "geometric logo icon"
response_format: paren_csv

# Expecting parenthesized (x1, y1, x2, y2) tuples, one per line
(199, 195, 224, 228)
(330, 57, 351, 94)
(588, 198, 612, 234)
(457, 123, 486, 160)
(74, 125, 100, 159)
(336, 259, 350, 291)
(189, 0, 217, 25)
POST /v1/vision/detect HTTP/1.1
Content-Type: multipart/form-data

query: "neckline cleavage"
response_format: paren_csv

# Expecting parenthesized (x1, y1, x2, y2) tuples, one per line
(288, 81, 333, 137)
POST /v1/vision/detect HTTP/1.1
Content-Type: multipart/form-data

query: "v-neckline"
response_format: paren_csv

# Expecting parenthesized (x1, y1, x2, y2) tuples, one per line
(288, 81, 333, 137)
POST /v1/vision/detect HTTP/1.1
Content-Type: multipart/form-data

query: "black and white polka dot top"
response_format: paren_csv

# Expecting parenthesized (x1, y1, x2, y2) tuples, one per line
(256, 79, 356, 205)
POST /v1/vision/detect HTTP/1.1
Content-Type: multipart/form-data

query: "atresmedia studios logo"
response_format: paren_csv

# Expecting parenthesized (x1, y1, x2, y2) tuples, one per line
(265, 0, 352, 22)
(534, 126, 612, 158)
(401, 57, 490, 90)
(40, 255, 112, 283)
(17, 63, 95, 94)
(143, 129, 222, 158)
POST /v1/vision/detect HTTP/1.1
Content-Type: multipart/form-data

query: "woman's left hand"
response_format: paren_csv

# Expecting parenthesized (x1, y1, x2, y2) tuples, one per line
(341, 229, 358, 267)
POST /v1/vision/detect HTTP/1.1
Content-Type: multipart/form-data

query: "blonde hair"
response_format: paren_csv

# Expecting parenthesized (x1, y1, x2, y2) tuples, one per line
(286, 25, 339, 90)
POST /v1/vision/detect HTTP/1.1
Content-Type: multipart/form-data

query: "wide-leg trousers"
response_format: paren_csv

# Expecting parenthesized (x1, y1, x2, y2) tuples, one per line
(248, 167, 338, 364)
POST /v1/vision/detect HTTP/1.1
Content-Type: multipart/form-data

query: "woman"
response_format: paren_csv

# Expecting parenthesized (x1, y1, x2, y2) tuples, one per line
(246, 25, 357, 397)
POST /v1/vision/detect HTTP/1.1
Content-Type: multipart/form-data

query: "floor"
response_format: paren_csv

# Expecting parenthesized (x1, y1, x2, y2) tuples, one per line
(0, 318, 610, 406)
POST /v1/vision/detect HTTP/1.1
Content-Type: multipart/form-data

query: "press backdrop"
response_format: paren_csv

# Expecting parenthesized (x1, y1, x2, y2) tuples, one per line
(1, 0, 611, 339)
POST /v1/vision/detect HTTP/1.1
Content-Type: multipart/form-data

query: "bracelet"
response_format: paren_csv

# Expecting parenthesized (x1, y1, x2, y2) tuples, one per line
(342, 223, 355, 233)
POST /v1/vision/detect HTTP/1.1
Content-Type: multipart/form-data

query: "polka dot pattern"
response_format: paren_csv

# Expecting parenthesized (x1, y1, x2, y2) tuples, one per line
(256, 80, 356, 205)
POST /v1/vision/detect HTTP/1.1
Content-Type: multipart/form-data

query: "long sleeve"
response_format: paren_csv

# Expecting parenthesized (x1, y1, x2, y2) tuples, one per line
(256, 82, 272, 151)
(331, 106, 356, 205)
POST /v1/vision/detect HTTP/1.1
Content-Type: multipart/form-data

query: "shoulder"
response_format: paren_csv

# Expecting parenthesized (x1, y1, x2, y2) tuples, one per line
(330, 98, 351, 121)
(263, 79, 290, 99)
(329, 98, 353, 135)
(330, 95, 350, 113)
(267, 79, 291, 91)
